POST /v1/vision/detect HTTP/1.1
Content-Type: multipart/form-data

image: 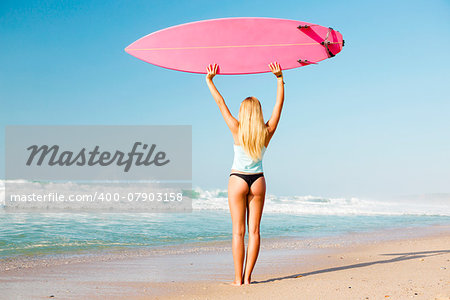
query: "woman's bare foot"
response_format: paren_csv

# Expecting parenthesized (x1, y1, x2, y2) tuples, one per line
(244, 276, 251, 285)
(229, 280, 243, 286)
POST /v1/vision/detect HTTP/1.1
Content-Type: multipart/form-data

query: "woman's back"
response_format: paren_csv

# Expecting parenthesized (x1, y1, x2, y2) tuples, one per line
(231, 144, 266, 173)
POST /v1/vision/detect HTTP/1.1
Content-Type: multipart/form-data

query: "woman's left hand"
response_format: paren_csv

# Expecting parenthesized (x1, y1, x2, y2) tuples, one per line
(269, 62, 283, 77)
(206, 63, 218, 80)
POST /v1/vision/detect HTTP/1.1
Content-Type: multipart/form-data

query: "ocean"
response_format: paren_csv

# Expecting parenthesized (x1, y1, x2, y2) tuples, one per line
(0, 181, 449, 260)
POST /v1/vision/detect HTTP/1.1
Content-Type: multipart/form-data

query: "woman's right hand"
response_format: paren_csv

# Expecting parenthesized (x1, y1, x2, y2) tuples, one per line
(206, 63, 218, 80)
(268, 62, 282, 77)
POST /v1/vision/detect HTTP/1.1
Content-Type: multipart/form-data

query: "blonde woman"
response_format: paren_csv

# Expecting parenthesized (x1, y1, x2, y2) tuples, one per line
(205, 62, 285, 285)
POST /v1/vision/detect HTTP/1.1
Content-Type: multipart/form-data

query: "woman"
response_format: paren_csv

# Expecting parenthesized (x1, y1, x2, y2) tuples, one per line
(205, 62, 285, 285)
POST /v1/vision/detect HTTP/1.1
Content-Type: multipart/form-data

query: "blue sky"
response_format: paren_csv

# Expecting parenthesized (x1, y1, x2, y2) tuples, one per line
(1, 0, 449, 198)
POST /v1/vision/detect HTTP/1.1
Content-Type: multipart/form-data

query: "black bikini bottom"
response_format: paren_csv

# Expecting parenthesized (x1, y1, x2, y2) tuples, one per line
(229, 172, 264, 189)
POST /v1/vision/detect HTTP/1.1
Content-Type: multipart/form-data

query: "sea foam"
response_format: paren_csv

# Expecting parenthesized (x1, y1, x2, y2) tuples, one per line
(0, 180, 448, 216)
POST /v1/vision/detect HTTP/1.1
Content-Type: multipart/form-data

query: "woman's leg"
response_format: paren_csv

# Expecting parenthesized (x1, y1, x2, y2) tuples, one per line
(228, 175, 249, 285)
(243, 176, 266, 284)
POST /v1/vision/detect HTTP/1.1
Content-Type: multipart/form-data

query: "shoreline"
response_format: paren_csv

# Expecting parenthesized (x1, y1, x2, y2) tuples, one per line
(1, 223, 449, 299)
(1, 222, 449, 273)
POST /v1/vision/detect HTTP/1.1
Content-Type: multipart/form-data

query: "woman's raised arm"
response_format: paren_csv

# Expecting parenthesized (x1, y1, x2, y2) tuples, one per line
(266, 62, 285, 141)
(205, 63, 239, 134)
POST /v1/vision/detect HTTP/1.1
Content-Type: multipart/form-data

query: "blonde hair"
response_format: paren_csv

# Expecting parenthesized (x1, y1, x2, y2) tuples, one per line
(238, 96, 269, 161)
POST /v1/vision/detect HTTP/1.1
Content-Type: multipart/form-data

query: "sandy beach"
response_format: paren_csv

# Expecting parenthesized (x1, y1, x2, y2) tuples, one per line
(0, 224, 449, 299)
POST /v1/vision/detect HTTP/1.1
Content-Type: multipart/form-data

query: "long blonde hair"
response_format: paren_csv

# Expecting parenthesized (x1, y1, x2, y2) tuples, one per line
(238, 96, 269, 161)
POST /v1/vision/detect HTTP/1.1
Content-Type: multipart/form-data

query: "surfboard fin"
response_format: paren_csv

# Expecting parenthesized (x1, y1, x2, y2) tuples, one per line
(297, 24, 319, 29)
(321, 28, 336, 58)
(297, 59, 317, 65)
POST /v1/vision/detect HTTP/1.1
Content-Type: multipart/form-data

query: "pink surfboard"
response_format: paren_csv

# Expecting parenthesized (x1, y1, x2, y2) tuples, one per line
(125, 17, 344, 75)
